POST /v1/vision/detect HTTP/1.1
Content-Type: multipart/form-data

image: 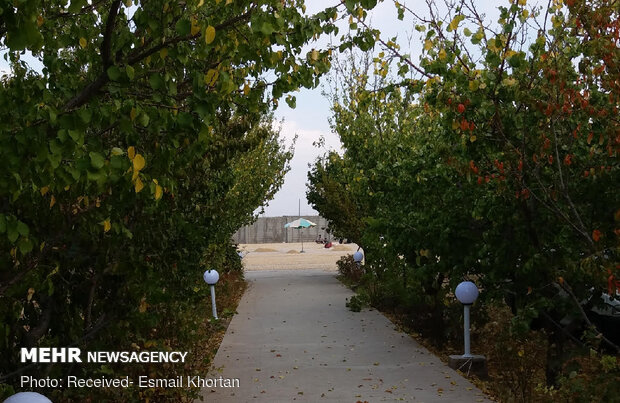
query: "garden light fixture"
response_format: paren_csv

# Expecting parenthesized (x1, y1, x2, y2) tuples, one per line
(203, 269, 220, 320)
(455, 281, 479, 357)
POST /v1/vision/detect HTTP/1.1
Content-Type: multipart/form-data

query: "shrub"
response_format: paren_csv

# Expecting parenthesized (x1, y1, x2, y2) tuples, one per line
(336, 254, 363, 284)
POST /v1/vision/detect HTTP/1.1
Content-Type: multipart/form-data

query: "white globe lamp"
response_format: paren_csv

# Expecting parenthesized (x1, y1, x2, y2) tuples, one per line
(455, 281, 479, 357)
(353, 251, 363, 264)
(455, 281, 479, 305)
(4, 392, 52, 403)
(203, 269, 220, 319)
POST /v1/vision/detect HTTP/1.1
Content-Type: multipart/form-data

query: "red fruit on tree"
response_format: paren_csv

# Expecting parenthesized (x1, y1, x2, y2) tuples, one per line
(458, 103, 465, 113)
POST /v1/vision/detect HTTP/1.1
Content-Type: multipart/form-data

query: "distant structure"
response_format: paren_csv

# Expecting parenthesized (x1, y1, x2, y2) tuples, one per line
(232, 216, 330, 244)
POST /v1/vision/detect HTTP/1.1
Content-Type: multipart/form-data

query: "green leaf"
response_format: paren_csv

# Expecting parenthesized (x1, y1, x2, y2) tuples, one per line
(18, 238, 33, 254)
(7, 222, 19, 243)
(49, 139, 63, 155)
(68, 0, 87, 13)
(78, 108, 92, 123)
(126, 65, 135, 80)
(110, 155, 124, 169)
(107, 66, 121, 81)
(0, 215, 5, 234)
(508, 54, 523, 68)
(69, 130, 83, 144)
(139, 112, 150, 127)
(48, 153, 62, 169)
(149, 74, 164, 90)
(57, 129, 69, 143)
(89, 151, 105, 169)
(259, 22, 275, 36)
(67, 166, 81, 180)
(175, 19, 191, 36)
(17, 221, 29, 237)
(285, 95, 296, 108)
(87, 169, 105, 182)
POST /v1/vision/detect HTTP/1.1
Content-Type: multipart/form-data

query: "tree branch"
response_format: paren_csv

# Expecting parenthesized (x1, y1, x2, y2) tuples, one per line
(65, 9, 253, 111)
(101, 0, 122, 68)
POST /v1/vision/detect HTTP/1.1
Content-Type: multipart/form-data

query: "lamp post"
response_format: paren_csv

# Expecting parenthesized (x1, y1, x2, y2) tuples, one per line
(455, 281, 479, 357)
(449, 281, 487, 376)
(203, 269, 220, 320)
(353, 250, 363, 271)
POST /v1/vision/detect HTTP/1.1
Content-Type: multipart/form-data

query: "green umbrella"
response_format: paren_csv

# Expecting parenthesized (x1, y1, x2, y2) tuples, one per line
(284, 218, 317, 252)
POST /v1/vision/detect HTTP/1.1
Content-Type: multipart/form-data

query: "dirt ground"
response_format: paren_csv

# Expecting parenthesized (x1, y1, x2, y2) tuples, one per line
(237, 242, 360, 271)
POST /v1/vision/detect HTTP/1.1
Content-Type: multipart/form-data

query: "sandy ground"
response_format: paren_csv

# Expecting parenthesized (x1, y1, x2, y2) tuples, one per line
(238, 242, 359, 271)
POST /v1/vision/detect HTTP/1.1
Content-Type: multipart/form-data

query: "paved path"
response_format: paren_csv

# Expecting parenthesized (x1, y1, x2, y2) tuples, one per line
(200, 270, 491, 402)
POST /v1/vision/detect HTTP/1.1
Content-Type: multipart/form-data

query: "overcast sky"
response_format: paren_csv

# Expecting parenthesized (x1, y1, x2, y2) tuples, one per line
(264, 0, 422, 217)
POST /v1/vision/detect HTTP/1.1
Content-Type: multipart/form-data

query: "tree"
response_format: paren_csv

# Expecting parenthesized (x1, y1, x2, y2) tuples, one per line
(312, 0, 619, 358)
(0, 0, 341, 399)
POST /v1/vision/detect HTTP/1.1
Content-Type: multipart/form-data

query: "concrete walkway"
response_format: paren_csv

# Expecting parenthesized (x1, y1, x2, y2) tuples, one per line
(200, 270, 491, 402)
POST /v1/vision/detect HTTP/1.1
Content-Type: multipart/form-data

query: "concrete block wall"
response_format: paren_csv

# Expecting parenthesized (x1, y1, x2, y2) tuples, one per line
(232, 216, 331, 244)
